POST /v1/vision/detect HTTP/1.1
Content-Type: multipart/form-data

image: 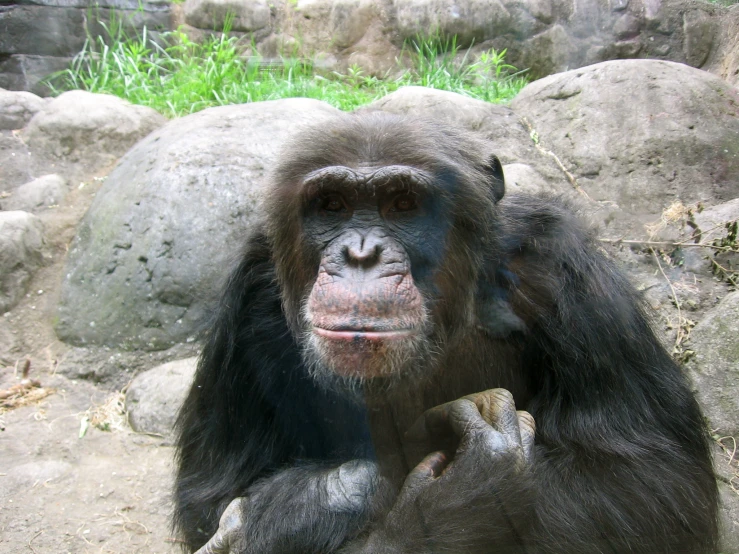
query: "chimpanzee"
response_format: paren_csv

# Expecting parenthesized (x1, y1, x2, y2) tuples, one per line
(174, 111, 719, 554)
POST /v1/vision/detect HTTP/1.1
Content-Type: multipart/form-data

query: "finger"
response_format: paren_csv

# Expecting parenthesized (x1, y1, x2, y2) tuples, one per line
(219, 497, 247, 530)
(193, 497, 246, 554)
(467, 389, 519, 434)
(405, 399, 488, 444)
(404, 405, 446, 444)
(402, 451, 448, 495)
(445, 399, 493, 438)
(194, 531, 228, 554)
(517, 410, 536, 464)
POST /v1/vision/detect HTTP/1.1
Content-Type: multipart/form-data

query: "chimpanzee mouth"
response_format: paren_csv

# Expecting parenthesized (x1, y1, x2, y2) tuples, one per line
(312, 326, 417, 341)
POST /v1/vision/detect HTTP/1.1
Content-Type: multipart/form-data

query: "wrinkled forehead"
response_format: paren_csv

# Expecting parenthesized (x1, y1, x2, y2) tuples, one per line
(301, 164, 436, 195)
(280, 112, 466, 170)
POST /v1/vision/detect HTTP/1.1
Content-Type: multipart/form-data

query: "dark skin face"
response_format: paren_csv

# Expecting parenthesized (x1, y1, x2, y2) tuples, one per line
(299, 164, 453, 384)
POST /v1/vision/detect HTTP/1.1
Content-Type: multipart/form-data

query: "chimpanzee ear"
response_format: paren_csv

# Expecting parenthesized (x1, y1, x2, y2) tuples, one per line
(484, 155, 505, 203)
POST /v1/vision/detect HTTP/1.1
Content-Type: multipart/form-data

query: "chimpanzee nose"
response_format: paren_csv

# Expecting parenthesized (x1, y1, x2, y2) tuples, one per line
(343, 231, 384, 268)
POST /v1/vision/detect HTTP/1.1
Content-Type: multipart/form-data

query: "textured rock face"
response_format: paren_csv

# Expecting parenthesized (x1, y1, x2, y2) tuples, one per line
(0, 0, 172, 95)
(686, 292, 739, 439)
(394, 0, 511, 46)
(510, 60, 739, 233)
(184, 0, 271, 33)
(1, 174, 67, 212)
(125, 357, 197, 438)
(0, 88, 46, 131)
(0, 211, 46, 313)
(23, 90, 167, 172)
(4, 0, 739, 94)
(178, 0, 739, 86)
(56, 98, 342, 349)
(686, 292, 739, 553)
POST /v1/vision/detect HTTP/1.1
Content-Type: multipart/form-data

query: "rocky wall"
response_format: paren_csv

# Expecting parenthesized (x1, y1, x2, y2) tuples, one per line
(0, 0, 173, 95)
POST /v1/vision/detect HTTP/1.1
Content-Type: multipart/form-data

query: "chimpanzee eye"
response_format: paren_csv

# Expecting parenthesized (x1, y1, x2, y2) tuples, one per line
(391, 194, 418, 212)
(321, 195, 346, 212)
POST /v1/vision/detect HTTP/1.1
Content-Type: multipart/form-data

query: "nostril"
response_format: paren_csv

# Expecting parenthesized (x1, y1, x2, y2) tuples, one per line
(345, 243, 382, 265)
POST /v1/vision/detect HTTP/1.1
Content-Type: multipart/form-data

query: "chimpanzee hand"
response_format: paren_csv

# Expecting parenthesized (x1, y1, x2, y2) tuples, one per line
(359, 389, 536, 554)
(195, 460, 382, 554)
(194, 497, 248, 554)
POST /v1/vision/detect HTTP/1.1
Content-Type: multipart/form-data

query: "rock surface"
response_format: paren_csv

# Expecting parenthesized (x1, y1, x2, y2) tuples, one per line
(184, 0, 271, 33)
(0, 0, 172, 95)
(1, 174, 67, 212)
(0, 211, 46, 313)
(125, 357, 197, 439)
(3, 0, 739, 95)
(0, 88, 45, 130)
(511, 59, 739, 234)
(686, 292, 739, 439)
(23, 90, 166, 173)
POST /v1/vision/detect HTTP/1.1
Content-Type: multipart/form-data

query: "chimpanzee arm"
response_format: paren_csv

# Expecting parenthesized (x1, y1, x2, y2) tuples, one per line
(174, 232, 378, 553)
(502, 195, 719, 553)
(195, 460, 389, 554)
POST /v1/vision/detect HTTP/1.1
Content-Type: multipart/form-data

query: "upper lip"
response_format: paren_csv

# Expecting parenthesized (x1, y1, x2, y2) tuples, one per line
(313, 324, 413, 332)
(312, 326, 416, 336)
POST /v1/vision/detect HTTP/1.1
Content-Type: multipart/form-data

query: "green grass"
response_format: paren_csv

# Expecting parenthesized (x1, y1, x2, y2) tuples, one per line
(50, 20, 528, 117)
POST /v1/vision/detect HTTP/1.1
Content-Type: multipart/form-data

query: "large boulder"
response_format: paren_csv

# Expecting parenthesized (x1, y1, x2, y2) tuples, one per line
(0, 211, 46, 313)
(56, 98, 342, 350)
(510, 60, 739, 234)
(23, 91, 166, 172)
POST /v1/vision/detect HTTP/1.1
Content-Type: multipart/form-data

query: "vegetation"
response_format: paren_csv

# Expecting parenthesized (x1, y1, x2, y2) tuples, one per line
(50, 20, 528, 117)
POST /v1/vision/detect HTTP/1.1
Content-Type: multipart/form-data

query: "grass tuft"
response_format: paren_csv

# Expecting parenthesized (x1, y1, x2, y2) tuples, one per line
(50, 20, 528, 117)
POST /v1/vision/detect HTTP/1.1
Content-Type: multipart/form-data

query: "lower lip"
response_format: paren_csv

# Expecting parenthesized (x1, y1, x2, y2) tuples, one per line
(313, 328, 415, 341)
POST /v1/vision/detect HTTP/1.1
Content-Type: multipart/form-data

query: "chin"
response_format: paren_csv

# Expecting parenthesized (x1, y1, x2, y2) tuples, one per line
(300, 327, 438, 397)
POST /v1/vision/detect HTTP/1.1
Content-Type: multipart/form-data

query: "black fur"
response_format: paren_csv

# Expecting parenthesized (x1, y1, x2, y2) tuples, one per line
(174, 113, 718, 553)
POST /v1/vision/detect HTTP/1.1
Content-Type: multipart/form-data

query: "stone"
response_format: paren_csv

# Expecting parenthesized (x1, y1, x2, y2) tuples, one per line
(2, 174, 67, 212)
(686, 291, 739, 438)
(23, 90, 166, 172)
(0, 88, 45, 130)
(0, 54, 72, 97)
(183, 0, 271, 32)
(0, 211, 46, 313)
(393, 0, 511, 46)
(683, 8, 717, 68)
(125, 357, 197, 438)
(510, 60, 739, 235)
(613, 13, 641, 40)
(519, 24, 572, 78)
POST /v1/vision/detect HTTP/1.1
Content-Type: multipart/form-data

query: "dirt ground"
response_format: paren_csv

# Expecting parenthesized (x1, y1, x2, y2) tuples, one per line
(0, 374, 178, 554)
(0, 151, 184, 553)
